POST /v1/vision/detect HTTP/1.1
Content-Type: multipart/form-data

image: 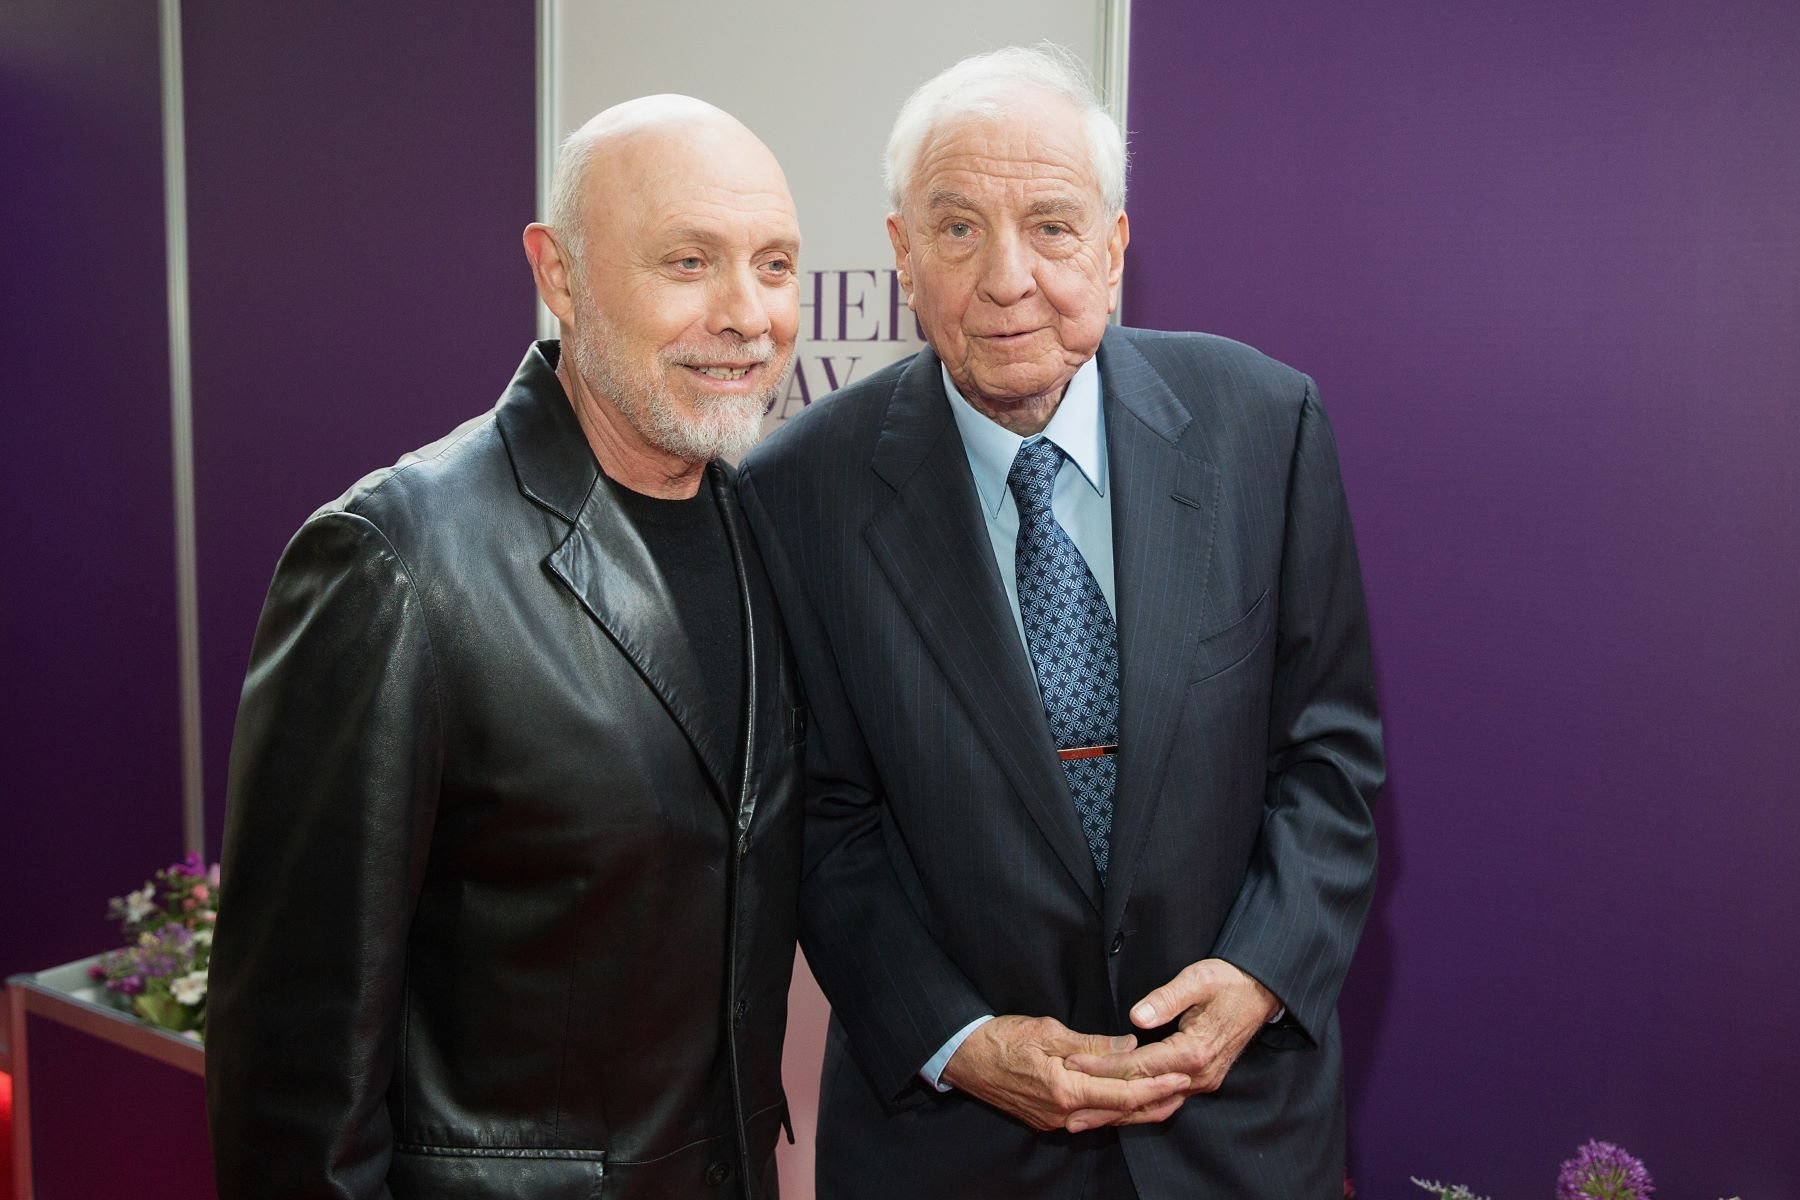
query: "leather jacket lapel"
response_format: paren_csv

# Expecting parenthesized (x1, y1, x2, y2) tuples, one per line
(497, 341, 737, 809)
(549, 482, 736, 809)
(863, 350, 1103, 915)
(712, 461, 776, 839)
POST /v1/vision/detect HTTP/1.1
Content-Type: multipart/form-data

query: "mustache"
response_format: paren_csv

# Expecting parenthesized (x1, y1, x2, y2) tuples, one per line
(664, 338, 780, 367)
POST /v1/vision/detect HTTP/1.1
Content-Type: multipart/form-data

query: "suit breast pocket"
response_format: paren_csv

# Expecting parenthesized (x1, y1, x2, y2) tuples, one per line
(1187, 588, 1272, 685)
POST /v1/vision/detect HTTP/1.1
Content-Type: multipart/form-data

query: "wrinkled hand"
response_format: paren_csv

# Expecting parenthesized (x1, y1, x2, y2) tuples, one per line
(1063, 959, 1278, 1126)
(940, 1014, 1191, 1134)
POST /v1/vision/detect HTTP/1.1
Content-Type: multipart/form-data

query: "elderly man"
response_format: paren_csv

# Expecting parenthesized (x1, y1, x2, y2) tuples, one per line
(739, 47, 1382, 1198)
(206, 96, 805, 1200)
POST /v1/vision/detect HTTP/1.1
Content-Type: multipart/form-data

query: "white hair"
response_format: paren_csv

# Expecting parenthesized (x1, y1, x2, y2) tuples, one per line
(884, 43, 1128, 217)
(546, 124, 605, 264)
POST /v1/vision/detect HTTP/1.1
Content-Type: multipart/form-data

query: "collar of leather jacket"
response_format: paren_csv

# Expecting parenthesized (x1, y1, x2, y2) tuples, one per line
(496, 339, 602, 523)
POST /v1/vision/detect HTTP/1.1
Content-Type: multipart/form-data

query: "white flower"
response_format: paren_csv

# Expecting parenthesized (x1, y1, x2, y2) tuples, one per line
(124, 884, 157, 924)
(171, 970, 209, 1006)
(193, 927, 214, 947)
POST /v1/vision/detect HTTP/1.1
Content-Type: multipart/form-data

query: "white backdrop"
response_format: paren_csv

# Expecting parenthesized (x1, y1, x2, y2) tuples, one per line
(544, 4, 1118, 1193)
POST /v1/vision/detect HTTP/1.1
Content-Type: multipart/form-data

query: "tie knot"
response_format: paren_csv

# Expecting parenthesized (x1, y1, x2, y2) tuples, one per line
(1007, 438, 1064, 517)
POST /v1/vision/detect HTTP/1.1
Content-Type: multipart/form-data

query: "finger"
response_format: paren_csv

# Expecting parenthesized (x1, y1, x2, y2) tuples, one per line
(1128, 1094, 1188, 1124)
(1061, 1069, 1190, 1121)
(1066, 1093, 1186, 1131)
(1062, 1049, 1146, 1078)
(1131, 968, 1209, 1029)
(1047, 1029, 1138, 1058)
(1070, 1028, 1209, 1079)
(1111, 1037, 1208, 1081)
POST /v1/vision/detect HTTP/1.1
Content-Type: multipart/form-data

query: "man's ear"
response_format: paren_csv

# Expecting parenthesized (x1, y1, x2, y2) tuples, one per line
(886, 213, 916, 311)
(1106, 209, 1130, 313)
(523, 223, 576, 325)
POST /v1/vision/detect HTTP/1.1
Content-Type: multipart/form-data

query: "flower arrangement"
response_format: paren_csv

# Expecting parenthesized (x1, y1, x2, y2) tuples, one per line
(87, 852, 221, 1036)
(1409, 1141, 1741, 1200)
(1555, 1141, 1656, 1200)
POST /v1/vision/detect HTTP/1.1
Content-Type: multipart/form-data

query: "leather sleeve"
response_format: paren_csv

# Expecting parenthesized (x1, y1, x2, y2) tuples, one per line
(737, 464, 990, 1104)
(205, 511, 441, 1200)
(1212, 383, 1384, 1043)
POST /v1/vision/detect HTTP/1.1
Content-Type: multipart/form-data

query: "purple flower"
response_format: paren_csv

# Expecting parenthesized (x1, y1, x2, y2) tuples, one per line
(87, 962, 107, 981)
(115, 974, 146, 996)
(1556, 1140, 1654, 1200)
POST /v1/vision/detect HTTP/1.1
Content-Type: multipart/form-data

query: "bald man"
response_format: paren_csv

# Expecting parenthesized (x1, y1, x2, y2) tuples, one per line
(206, 97, 807, 1200)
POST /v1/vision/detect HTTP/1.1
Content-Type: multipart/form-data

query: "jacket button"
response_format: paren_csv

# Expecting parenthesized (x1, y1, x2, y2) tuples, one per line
(734, 998, 748, 1023)
(1109, 933, 1124, 955)
(706, 1161, 732, 1186)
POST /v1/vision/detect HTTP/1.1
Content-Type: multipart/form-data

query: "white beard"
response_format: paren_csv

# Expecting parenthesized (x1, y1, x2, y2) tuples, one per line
(567, 294, 787, 464)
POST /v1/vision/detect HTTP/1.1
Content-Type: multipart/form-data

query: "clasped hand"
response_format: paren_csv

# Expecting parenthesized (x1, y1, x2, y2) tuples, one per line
(940, 958, 1278, 1134)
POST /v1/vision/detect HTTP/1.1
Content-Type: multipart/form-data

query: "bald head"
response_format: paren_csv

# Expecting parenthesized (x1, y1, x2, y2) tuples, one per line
(522, 96, 801, 486)
(547, 95, 777, 264)
(569, 92, 737, 142)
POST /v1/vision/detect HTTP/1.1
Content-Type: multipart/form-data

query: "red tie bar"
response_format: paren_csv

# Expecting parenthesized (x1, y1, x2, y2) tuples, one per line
(1056, 744, 1118, 762)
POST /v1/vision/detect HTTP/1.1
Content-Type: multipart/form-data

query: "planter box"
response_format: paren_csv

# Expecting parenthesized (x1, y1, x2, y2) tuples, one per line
(7, 956, 207, 1200)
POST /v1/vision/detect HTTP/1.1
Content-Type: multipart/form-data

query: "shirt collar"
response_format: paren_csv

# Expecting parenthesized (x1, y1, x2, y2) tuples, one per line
(941, 356, 1107, 518)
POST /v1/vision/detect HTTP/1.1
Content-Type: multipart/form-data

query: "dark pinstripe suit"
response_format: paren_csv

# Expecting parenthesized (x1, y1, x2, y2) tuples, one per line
(738, 326, 1382, 1198)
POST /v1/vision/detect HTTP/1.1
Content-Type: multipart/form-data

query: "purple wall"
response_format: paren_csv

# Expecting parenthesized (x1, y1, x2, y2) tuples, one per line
(182, 0, 540, 851)
(1127, 2, 1800, 1195)
(0, 0, 186, 979)
(2, 0, 537, 963)
(5, 2, 535, 1193)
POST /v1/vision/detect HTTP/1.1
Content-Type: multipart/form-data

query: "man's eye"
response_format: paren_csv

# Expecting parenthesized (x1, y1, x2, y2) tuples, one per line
(947, 222, 973, 239)
(763, 258, 793, 276)
(1041, 223, 1068, 237)
(675, 257, 704, 271)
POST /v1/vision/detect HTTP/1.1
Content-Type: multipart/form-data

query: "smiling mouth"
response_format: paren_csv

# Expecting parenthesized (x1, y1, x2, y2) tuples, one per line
(683, 364, 755, 380)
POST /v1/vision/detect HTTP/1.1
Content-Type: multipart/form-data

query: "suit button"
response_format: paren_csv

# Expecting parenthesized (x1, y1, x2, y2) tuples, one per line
(734, 998, 748, 1023)
(1109, 933, 1124, 955)
(706, 1161, 732, 1186)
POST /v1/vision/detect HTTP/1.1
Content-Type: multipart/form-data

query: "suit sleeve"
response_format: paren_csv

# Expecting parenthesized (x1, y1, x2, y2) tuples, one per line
(738, 464, 991, 1103)
(1211, 383, 1383, 1043)
(205, 511, 441, 1200)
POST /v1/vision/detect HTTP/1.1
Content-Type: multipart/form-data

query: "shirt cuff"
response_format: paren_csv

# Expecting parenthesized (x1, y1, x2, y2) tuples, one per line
(1268, 1005, 1286, 1024)
(920, 1015, 996, 1092)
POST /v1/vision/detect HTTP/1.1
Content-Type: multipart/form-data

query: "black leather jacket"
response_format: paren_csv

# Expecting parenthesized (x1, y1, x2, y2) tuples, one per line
(206, 342, 804, 1200)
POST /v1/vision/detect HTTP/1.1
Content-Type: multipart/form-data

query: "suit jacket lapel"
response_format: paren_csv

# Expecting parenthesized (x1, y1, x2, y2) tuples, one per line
(1100, 331, 1223, 933)
(498, 341, 736, 808)
(863, 350, 1103, 914)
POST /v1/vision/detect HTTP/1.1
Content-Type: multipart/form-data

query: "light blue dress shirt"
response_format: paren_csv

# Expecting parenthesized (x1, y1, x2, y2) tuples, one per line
(942, 357, 1117, 636)
(920, 358, 1115, 1091)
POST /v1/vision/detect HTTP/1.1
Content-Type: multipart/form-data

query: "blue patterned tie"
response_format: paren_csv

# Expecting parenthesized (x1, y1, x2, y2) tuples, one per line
(1007, 438, 1117, 881)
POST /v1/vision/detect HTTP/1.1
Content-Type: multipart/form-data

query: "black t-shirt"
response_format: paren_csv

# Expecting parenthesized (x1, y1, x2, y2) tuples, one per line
(605, 471, 746, 792)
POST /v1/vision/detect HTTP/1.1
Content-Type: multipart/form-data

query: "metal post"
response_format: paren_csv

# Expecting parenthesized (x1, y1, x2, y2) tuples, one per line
(535, 0, 561, 341)
(1098, 0, 1132, 326)
(8, 985, 31, 1200)
(160, 0, 206, 858)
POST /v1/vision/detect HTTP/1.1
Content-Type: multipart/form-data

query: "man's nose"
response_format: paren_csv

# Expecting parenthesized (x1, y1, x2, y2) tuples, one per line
(709, 265, 773, 341)
(976, 230, 1037, 306)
